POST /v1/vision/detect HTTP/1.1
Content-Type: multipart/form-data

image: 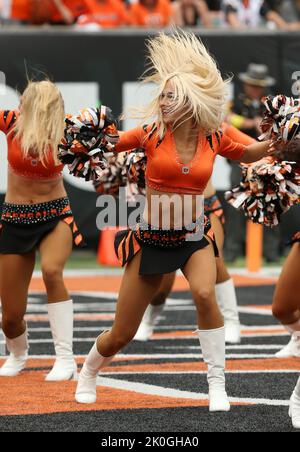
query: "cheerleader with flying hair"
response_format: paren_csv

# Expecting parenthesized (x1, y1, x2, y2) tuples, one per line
(71, 30, 274, 411)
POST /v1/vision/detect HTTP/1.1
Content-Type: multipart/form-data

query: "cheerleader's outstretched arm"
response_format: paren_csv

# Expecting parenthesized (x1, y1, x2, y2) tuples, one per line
(240, 140, 274, 164)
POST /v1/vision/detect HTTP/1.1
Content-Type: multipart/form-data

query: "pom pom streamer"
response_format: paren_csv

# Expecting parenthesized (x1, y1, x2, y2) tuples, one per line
(122, 148, 147, 193)
(260, 95, 300, 163)
(59, 106, 119, 181)
(93, 156, 127, 196)
(93, 149, 147, 199)
(225, 160, 300, 227)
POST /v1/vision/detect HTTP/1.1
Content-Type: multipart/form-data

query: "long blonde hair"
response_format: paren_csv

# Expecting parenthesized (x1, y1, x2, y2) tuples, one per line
(127, 29, 231, 138)
(14, 80, 65, 166)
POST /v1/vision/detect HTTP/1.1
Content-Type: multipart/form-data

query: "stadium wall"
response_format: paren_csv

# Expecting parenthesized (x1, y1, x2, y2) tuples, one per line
(0, 29, 299, 249)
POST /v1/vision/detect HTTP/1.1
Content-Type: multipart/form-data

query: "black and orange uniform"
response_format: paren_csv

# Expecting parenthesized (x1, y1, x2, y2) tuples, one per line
(0, 110, 84, 253)
(113, 123, 246, 275)
(129, 0, 172, 28)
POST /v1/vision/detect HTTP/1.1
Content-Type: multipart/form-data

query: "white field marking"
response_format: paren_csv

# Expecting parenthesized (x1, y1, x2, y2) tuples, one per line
(97, 377, 289, 407)
(28, 291, 119, 300)
(32, 269, 124, 278)
(24, 330, 289, 339)
(0, 342, 282, 359)
(239, 307, 272, 316)
(156, 345, 285, 351)
(25, 304, 274, 314)
(26, 304, 116, 313)
(240, 325, 284, 330)
(25, 324, 284, 333)
(3, 354, 298, 370)
(102, 370, 300, 375)
(224, 267, 281, 278)
(152, 333, 288, 340)
(27, 301, 272, 316)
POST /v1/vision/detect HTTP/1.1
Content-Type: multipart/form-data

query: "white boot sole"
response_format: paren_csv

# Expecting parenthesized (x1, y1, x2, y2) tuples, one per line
(289, 402, 300, 429)
(45, 364, 78, 382)
(0, 357, 28, 377)
(75, 376, 97, 404)
(209, 391, 231, 412)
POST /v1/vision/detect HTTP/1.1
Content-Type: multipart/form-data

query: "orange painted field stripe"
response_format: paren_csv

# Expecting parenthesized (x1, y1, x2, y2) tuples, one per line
(0, 371, 250, 416)
(29, 274, 277, 293)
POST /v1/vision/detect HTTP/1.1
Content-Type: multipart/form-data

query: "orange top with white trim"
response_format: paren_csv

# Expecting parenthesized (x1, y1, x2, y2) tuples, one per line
(0, 110, 64, 180)
(115, 123, 247, 195)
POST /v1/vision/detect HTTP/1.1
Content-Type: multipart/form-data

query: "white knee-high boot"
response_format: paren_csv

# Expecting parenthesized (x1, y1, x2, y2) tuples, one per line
(195, 326, 230, 412)
(46, 300, 77, 381)
(134, 304, 165, 341)
(289, 376, 300, 429)
(76, 335, 115, 404)
(276, 320, 300, 358)
(215, 279, 241, 344)
(0, 327, 29, 377)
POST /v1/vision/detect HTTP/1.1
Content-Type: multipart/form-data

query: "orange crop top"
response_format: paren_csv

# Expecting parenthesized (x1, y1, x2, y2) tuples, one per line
(115, 123, 248, 194)
(0, 110, 64, 180)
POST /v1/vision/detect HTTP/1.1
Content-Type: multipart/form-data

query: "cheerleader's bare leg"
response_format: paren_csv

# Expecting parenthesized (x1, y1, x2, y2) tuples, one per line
(272, 244, 300, 428)
(75, 251, 163, 404)
(135, 212, 241, 344)
(273, 244, 300, 359)
(0, 252, 35, 376)
(182, 242, 230, 412)
(134, 272, 176, 341)
(39, 221, 77, 381)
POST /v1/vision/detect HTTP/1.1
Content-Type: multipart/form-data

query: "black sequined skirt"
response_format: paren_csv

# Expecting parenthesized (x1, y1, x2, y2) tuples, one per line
(114, 216, 219, 276)
(0, 198, 85, 254)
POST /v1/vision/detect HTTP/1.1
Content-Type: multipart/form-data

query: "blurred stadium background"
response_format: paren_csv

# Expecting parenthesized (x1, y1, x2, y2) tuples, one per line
(1, 1, 300, 265)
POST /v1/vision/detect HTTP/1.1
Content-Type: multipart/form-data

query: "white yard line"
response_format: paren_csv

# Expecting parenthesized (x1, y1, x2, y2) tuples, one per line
(97, 377, 289, 407)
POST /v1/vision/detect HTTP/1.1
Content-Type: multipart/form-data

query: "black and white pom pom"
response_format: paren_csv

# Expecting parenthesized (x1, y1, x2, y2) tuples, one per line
(260, 95, 300, 163)
(122, 148, 147, 191)
(58, 106, 119, 181)
(93, 156, 127, 196)
(225, 159, 300, 227)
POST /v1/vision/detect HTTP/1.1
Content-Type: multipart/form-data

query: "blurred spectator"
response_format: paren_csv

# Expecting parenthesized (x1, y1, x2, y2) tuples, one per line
(172, 0, 212, 27)
(224, 0, 265, 28)
(205, 0, 223, 26)
(51, 0, 89, 24)
(130, 0, 172, 27)
(261, 0, 300, 30)
(228, 63, 275, 137)
(225, 63, 281, 263)
(0, 0, 30, 23)
(0, 0, 88, 25)
(77, 0, 131, 27)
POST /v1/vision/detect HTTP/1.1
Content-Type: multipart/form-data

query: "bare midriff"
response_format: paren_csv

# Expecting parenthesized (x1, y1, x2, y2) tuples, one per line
(144, 185, 204, 229)
(5, 169, 67, 205)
